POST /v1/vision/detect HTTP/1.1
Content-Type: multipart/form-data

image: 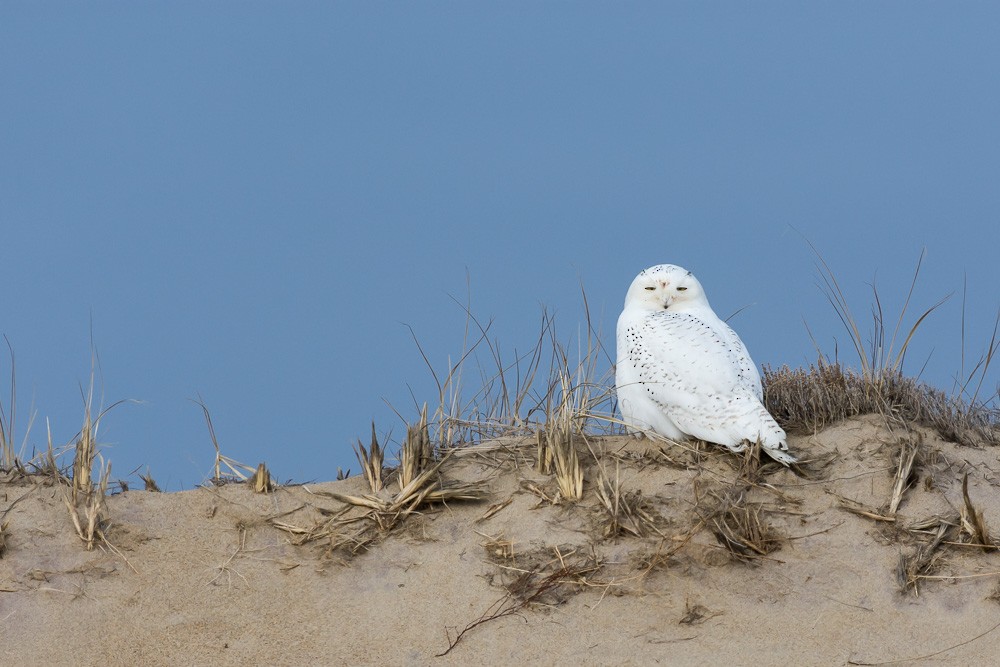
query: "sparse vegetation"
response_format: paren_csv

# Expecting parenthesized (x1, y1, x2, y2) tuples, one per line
(764, 249, 998, 446)
(1, 250, 999, 666)
(193, 397, 261, 486)
(271, 414, 489, 559)
(353, 421, 385, 493)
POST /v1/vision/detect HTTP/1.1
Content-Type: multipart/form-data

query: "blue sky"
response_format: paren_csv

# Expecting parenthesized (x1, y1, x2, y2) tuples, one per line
(2, 3, 998, 489)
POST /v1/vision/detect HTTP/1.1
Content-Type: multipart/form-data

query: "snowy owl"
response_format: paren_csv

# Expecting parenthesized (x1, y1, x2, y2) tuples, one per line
(615, 264, 795, 465)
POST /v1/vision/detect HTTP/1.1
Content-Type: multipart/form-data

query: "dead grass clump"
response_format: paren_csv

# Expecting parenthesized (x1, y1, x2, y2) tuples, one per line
(272, 417, 489, 560)
(886, 437, 920, 516)
(697, 486, 783, 564)
(481, 533, 515, 563)
(140, 468, 161, 492)
(764, 364, 998, 447)
(840, 469, 994, 595)
(959, 473, 993, 549)
(64, 458, 111, 551)
(248, 463, 275, 493)
(535, 429, 552, 475)
(540, 371, 585, 502)
(440, 544, 602, 657)
(594, 467, 666, 539)
(769, 245, 1000, 447)
(548, 428, 583, 502)
(0, 520, 7, 557)
(399, 405, 432, 490)
(897, 522, 950, 595)
(71, 407, 97, 505)
(354, 422, 384, 493)
(22, 424, 68, 486)
(398, 285, 616, 484)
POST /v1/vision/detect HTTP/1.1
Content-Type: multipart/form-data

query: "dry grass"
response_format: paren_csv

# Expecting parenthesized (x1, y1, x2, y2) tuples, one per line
(399, 286, 616, 470)
(0, 336, 21, 470)
(594, 465, 665, 539)
(140, 468, 161, 492)
(248, 463, 275, 493)
(764, 363, 999, 446)
(547, 429, 583, 502)
(960, 472, 993, 549)
(766, 246, 999, 447)
(540, 368, 590, 502)
(887, 437, 920, 516)
(25, 421, 68, 485)
(70, 405, 97, 505)
(193, 397, 258, 486)
(64, 457, 111, 551)
(897, 521, 950, 595)
(272, 414, 489, 559)
(837, 451, 996, 596)
(398, 405, 432, 491)
(442, 543, 603, 656)
(695, 485, 783, 564)
(273, 457, 489, 559)
(534, 429, 552, 475)
(57, 367, 134, 554)
(353, 422, 385, 493)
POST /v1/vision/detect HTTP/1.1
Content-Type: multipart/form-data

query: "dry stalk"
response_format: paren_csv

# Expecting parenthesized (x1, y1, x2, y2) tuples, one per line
(898, 521, 949, 595)
(399, 405, 432, 491)
(194, 397, 255, 484)
(839, 502, 896, 523)
(0, 520, 7, 558)
(594, 465, 663, 539)
(887, 439, 919, 516)
(520, 479, 558, 505)
(960, 473, 993, 549)
(701, 487, 782, 563)
(546, 424, 582, 502)
(535, 429, 552, 475)
(277, 450, 487, 559)
(65, 458, 111, 551)
(248, 463, 274, 493)
(475, 497, 513, 523)
(481, 533, 515, 562)
(71, 408, 97, 505)
(30, 421, 64, 483)
(140, 468, 160, 492)
(439, 548, 602, 657)
(354, 422, 385, 493)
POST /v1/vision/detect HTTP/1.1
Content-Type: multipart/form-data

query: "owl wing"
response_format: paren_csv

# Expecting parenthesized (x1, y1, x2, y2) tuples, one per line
(627, 311, 779, 451)
(719, 320, 764, 401)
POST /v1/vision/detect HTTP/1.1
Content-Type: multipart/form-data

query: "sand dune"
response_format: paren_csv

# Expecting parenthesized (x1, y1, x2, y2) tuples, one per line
(3, 415, 1000, 665)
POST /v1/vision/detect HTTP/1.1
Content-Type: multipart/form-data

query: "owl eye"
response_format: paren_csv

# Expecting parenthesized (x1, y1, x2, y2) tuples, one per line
(644, 286, 655, 291)
(677, 286, 688, 291)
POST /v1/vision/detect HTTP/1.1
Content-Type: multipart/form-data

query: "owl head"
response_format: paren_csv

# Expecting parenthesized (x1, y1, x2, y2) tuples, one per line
(623, 264, 709, 312)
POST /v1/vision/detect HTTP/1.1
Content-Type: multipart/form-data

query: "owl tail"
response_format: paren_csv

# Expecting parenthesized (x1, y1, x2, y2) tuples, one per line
(755, 405, 796, 465)
(761, 441, 796, 465)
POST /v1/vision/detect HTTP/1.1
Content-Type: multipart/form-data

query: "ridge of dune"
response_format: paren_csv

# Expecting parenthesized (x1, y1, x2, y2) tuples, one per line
(2, 415, 1000, 665)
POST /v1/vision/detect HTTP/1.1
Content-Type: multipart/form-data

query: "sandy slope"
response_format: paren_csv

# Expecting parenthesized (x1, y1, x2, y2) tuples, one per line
(3, 416, 1000, 666)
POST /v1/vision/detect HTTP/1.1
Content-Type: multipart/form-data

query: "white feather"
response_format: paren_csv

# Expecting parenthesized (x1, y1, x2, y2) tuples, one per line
(615, 264, 795, 465)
